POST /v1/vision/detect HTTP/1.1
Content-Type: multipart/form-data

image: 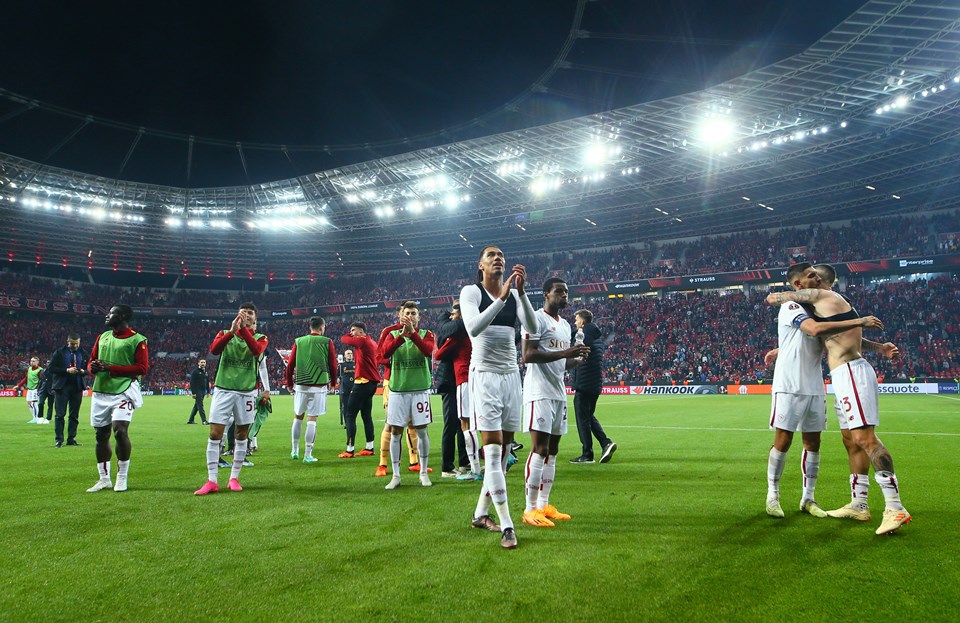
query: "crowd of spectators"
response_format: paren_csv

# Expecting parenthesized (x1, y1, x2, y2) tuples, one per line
(2, 273, 958, 391)
(3, 210, 959, 390)
(4, 211, 957, 314)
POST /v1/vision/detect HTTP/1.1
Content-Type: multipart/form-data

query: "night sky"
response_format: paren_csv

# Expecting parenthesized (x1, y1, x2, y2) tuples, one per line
(0, 0, 863, 186)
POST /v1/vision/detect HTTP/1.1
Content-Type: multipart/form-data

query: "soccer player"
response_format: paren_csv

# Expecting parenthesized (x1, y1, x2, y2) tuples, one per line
(85, 305, 149, 493)
(434, 303, 482, 480)
(379, 301, 436, 489)
(340, 322, 382, 458)
(285, 316, 338, 463)
(762, 263, 880, 518)
(460, 245, 537, 549)
(195, 303, 268, 495)
(767, 265, 911, 535)
(520, 277, 589, 527)
(375, 310, 423, 475)
(15, 357, 44, 423)
(765, 264, 901, 523)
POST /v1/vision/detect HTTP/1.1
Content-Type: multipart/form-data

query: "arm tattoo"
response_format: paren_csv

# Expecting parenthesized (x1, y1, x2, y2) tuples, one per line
(869, 443, 895, 473)
(790, 289, 817, 304)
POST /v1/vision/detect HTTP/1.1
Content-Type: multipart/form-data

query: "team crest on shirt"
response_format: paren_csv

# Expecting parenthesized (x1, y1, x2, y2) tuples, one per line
(788, 303, 800, 310)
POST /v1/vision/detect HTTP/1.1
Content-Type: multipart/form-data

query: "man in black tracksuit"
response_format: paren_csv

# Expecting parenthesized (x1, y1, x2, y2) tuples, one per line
(569, 310, 616, 464)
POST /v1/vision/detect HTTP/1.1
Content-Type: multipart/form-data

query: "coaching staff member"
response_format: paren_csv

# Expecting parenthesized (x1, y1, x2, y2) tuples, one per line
(187, 359, 210, 424)
(569, 310, 616, 464)
(49, 333, 88, 448)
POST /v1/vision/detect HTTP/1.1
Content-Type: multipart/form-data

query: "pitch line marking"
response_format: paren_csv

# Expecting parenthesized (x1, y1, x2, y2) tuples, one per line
(604, 424, 960, 437)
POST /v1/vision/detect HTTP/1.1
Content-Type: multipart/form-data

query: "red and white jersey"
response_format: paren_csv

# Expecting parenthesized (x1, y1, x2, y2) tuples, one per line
(522, 308, 570, 402)
(772, 301, 824, 395)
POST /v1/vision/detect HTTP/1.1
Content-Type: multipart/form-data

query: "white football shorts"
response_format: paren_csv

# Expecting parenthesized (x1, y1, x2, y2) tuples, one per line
(830, 358, 880, 430)
(209, 388, 258, 426)
(769, 392, 826, 433)
(293, 384, 328, 417)
(470, 369, 522, 433)
(386, 390, 433, 428)
(90, 381, 144, 428)
(522, 399, 568, 435)
(457, 381, 473, 429)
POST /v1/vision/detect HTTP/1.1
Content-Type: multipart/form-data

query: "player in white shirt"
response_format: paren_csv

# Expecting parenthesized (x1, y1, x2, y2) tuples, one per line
(768, 263, 909, 536)
(763, 262, 884, 519)
(520, 278, 589, 528)
(459, 245, 537, 549)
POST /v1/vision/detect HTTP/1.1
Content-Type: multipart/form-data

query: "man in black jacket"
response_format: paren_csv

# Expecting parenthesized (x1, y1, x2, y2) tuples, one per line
(338, 349, 355, 427)
(187, 359, 210, 424)
(569, 310, 616, 464)
(36, 361, 54, 424)
(48, 334, 88, 448)
(435, 303, 468, 478)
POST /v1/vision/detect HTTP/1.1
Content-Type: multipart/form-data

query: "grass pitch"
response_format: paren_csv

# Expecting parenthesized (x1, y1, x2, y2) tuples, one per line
(1, 394, 957, 622)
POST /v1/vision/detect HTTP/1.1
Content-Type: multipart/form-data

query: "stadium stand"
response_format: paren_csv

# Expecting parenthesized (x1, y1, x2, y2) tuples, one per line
(3, 211, 958, 390)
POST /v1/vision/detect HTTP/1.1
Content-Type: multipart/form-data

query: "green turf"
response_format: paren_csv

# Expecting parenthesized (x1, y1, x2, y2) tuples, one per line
(1, 394, 957, 622)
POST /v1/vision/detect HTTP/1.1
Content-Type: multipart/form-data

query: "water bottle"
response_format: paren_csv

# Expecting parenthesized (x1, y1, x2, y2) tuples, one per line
(575, 328, 585, 361)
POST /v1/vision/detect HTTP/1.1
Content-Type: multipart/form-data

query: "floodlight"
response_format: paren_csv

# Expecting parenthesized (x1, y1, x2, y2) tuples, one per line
(697, 118, 736, 148)
(583, 143, 607, 166)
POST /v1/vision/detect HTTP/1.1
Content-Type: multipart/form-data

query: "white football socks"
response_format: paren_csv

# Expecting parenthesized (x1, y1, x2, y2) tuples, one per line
(206, 439, 220, 482)
(525, 453, 544, 512)
(291, 419, 303, 454)
(415, 427, 430, 474)
(304, 421, 317, 458)
(801, 450, 820, 501)
(480, 444, 513, 530)
(390, 433, 402, 478)
(464, 429, 480, 474)
(767, 448, 786, 500)
(874, 470, 904, 511)
(538, 454, 556, 509)
(850, 473, 870, 502)
(230, 439, 247, 480)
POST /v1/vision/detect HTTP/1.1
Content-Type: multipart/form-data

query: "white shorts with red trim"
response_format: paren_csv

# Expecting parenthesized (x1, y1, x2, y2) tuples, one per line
(522, 399, 568, 435)
(293, 384, 328, 417)
(209, 388, 258, 426)
(769, 392, 826, 433)
(470, 370, 522, 433)
(456, 381, 474, 429)
(386, 390, 433, 428)
(89, 381, 143, 428)
(830, 358, 879, 429)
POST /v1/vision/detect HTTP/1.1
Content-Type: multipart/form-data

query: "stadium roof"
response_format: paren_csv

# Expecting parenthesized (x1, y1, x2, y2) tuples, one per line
(2, 0, 960, 283)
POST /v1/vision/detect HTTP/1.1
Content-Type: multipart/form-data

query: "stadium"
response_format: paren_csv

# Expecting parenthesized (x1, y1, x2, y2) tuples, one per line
(1, 1, 958, 621)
